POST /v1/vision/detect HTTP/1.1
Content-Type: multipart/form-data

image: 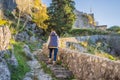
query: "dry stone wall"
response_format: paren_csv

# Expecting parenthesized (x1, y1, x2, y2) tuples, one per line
(42, 44, 120, 80)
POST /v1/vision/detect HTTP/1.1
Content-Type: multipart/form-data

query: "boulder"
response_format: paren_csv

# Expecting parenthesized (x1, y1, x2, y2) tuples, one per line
(3, 0, 17, 11)
(23, 77, 32, 80)
(30, 36, 37, 42)
(15, 31, 29, 41)
(7, 53, 18, 67)
(23, 44, 34, 60)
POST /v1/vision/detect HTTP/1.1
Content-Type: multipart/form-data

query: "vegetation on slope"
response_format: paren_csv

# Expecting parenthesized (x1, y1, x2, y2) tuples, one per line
(32, 0, 48, 30)
(0, 19, 8, 26)
(79, 41, 120, 61)
(8, 40, 30, 80)
(61, 28, 109, 37)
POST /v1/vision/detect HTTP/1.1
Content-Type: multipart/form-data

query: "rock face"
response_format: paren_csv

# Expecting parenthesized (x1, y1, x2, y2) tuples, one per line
(0, 0, 4, 18)
(15, 22, 43, 42)
(107, 36, 120, 55)
(3, 0, 17, 11)
(0, 0, 34, 18)
(6, 51, 18, 67)
(23, 44, 35, 60)
(0, 57, 11, 80)
(73, 10, 96, 28)
(0, 26, 11, 80)
(42, 44, 120, 80)
(0, 0, 33, 12)
(0, 25, 19, 80)
(0, 0, 16, 18)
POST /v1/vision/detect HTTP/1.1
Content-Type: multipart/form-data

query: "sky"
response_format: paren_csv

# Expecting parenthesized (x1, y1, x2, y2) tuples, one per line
(42, 0, 120, 28)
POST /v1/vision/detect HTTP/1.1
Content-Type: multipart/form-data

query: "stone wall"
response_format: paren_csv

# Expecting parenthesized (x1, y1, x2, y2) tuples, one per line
(3, 0, 17, 11)
(96, 25, 107, 31)
(60, 35, 120, 55)
(60, 37, 78, 48)
(42, 44, 120, 80)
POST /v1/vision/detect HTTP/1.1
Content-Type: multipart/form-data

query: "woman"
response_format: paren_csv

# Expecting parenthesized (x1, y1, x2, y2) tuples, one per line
(47, 29, 60, 65)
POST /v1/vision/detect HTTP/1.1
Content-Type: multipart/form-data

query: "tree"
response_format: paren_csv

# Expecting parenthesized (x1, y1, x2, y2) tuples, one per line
(107, 26, 120, 32)
(32, 0, 48, 30)
(48, 0, 76, 36)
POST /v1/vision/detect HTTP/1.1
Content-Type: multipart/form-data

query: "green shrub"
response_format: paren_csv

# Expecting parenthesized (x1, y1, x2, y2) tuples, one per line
(87, 46, 96, 54)
(69, 28, 109, 36)
(86, 44, 118, 61)
(4, 10, 14, 18)
(4, 53, 11, 59)
(10, 21, 25, 35)
(0, 19, 8, 26)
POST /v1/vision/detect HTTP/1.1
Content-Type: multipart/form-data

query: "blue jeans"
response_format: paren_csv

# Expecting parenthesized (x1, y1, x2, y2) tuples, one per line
(49, 48, 58, 61)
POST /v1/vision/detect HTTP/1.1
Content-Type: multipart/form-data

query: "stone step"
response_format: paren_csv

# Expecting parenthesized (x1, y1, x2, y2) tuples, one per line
(50, 65, 66, 70)
(37, 53, 74, 80)
(56, 74, 69, 79)
(53, 70, 73, 78)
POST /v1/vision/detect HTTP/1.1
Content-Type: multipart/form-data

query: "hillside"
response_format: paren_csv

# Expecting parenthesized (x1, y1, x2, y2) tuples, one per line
(0, 0, 120, 80)
(0, 0, 49, 80)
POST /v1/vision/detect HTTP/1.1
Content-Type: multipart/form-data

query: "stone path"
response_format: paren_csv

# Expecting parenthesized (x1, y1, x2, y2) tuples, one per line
(23, 49, 52, 80)
(36, 50, 74, 80)
(23, 59, 53, 80)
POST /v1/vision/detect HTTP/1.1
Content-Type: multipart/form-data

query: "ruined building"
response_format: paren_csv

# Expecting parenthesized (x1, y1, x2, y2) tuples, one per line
(73, 10, 107, 30)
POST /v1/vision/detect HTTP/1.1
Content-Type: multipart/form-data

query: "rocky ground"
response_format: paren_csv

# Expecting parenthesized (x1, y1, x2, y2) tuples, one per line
(23, 45, 74, 80)
(36, 50, 74, 80)
(23, 46, 52, 80)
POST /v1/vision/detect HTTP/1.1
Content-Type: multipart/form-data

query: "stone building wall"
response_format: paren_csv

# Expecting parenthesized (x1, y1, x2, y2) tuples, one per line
(42, 44, 120, 80)
(73, 10, 96, 29)
(96, 25, 107, 30)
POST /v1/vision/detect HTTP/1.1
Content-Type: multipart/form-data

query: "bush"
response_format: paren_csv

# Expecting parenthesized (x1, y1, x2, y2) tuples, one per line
(0, 19, 8, 26)
(107, 26, 120, 32)
(69, 28, 109, 36)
